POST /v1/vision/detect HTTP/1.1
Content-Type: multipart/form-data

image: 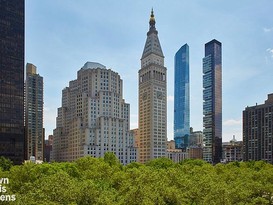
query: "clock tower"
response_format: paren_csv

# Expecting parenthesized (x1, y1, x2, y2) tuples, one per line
(138, 9, 167, 163)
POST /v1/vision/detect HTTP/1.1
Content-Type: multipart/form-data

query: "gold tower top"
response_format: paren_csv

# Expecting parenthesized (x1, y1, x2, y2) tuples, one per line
(149, 8, 155, 28)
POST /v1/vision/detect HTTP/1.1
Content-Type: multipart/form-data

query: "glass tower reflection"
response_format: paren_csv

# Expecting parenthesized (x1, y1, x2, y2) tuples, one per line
(203, 39, 222, 164)
(174, 44, 190, 149)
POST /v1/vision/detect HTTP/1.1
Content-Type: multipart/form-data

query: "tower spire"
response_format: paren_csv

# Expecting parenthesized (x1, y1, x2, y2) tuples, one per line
(149, 8, 156, 30)
(141, 9, 163, 59)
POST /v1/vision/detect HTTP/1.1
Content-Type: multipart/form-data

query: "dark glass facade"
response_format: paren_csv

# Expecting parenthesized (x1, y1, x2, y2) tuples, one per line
(203, 39, 222, 164)
(174, 44, 190, 149)
(0, 0, 25, 164)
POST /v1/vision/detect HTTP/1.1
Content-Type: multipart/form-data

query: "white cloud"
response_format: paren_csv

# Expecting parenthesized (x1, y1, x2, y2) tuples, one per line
(263, 27, 273, 32)
(267, 48, 273, 58)
(223, 119, 241, 126)
(167, 95, 174, 102)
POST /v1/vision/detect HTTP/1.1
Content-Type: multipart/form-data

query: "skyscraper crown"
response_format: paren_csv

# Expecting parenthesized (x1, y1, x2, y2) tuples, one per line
(141, 9, 164, 60)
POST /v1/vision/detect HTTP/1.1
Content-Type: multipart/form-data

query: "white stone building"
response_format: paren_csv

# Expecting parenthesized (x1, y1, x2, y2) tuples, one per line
(51, 62, 136, 164)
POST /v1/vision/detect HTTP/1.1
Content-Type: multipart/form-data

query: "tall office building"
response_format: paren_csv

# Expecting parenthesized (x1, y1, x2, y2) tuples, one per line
(0, 0, 25, 164)
(202, 39, 222, 164)
(25, 63, 44, 161)
(138, 10, 167, 163)
(243, 94, 273, 164)
(174, 44, 190, 149)
(51, 62, 136, 165)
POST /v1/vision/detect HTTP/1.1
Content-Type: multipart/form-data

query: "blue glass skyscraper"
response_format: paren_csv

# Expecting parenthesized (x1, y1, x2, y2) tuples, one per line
(174, 44, 190, 149)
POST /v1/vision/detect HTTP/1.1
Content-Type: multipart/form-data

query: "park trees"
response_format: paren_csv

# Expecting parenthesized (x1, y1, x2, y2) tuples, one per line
(1, 153, 273, 204)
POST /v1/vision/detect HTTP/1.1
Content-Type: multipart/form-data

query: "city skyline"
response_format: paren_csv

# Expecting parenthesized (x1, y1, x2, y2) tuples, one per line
(25, 1, 273, 142)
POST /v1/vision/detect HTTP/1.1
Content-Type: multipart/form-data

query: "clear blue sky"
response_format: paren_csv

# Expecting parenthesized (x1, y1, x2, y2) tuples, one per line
(25, 0, 273, 142)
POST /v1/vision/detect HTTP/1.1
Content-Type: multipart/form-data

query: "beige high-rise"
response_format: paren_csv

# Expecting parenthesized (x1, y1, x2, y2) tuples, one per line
(51, 62, 136, 164)
(138, 10, 167, 163)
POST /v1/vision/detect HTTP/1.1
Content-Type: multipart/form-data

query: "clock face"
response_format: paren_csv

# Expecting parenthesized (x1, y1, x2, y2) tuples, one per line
(157, 91, 163, 99)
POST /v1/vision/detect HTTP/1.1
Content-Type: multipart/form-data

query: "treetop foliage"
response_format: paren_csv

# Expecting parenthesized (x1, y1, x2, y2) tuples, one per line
(0, 156, 13, 171)
(0, 153, 273, 205)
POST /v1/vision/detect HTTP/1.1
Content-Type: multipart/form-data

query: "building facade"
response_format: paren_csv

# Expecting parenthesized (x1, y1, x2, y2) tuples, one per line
(167, 140, 188, 163)
(167, 140, 176, 150)
(174, 44, 190, 150)
(0, 0, 25, 164)
(25, 63, 44, 161)
(222, 136, 243, 163)
(188, 128, 203, 159)
(44, 135, 53, 162)
(166, 140, 189, 163)
(189, 128, 203, 148)
(203, 39, 222, 164)
(243, 94, 273, 164)
(167, 149, 188, 163)
(187, 147, 203, 160)
(138, 10, 167, 163)
(51, 62, 136, 165)
(129, 128, 139, 161)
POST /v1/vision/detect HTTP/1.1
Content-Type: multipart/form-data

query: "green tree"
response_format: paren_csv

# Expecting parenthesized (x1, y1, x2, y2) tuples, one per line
(145, 157, 175, 169)
(0, 156, 13, 171)
(2, 156, 273, 204)
(103, 152, 121, 168)
(125, 161, 143, 169)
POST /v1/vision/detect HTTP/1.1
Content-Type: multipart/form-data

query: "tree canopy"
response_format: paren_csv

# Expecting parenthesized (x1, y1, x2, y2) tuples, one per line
(0, 154, 273, 204)
(0, 156, 13, 171)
